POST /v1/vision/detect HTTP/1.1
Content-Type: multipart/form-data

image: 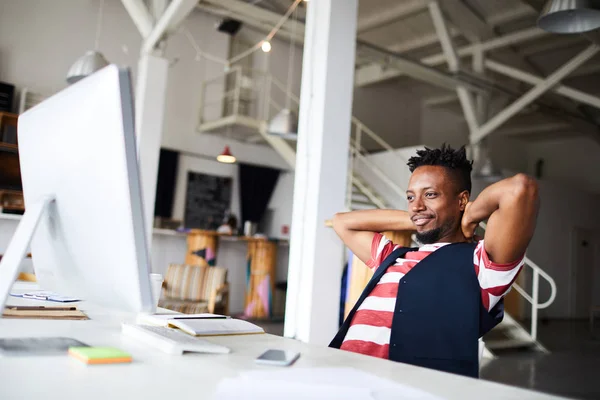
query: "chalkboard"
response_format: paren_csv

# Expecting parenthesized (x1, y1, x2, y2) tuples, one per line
(184, 172, 232, 230)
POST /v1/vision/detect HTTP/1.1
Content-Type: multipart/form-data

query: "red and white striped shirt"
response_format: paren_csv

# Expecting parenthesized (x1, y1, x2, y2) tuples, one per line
(340, 233, 524, 359)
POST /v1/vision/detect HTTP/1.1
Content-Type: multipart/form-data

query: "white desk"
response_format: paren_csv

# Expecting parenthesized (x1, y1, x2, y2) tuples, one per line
(1, 283, 562, 400)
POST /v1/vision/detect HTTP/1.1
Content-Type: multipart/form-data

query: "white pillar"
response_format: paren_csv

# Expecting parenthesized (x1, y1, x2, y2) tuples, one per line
(284, 0, 358, 345)
(135, 54, 169, 246)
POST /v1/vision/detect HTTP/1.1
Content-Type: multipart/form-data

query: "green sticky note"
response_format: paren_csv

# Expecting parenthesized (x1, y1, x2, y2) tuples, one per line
(69, 346, 132, 364)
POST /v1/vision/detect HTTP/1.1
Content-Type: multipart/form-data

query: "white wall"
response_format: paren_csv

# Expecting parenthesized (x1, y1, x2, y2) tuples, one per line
(519, 179, 600, 318)
(526, 137, 600, 195)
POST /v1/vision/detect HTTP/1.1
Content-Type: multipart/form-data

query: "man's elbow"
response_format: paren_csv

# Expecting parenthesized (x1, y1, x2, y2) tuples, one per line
(510, 173, 539, 205)
(331, 212, 348, 235)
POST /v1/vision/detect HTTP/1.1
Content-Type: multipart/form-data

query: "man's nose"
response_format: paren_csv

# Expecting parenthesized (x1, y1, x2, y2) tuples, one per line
(411, 196, 426, 212)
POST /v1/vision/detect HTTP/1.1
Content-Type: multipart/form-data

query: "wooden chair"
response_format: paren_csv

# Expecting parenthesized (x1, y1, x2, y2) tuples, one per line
(159, 263, 229, 315)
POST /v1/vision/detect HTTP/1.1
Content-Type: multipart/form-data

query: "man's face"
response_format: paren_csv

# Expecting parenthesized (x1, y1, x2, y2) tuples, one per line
(406, 166, 468, 244)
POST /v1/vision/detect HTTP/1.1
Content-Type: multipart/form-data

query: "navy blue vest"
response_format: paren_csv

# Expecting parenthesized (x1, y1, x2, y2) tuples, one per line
(330, 242, 504, 378)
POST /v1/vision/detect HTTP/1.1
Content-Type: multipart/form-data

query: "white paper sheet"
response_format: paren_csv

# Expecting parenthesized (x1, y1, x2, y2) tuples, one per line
(213, 367, 446, 400)
(214, 378, 374, 400)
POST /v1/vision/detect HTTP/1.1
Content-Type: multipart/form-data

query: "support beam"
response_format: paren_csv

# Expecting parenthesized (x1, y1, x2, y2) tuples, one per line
(135, 55, 170, 244)
(150, 0, 168, 20)
(356, 27, 546, 86)
(142, 0, 199, 54)
(197, 0, 305, 43)
(471, 45, 600, 143)
(355, 41, 481, 92)
(437, 0, 492, 43)
(357, 0, 426, 34)
(485, 59, 600, 110)
(428, 1, 479, 134)
(121, 0, 154, 37)
(284, 0, 357, 345)
(438, 0, 540, 74)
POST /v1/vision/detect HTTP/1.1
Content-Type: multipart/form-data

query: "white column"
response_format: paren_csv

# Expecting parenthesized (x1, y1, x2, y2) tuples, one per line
(284, 0, 358, 345)
(135, 54, 169, 246)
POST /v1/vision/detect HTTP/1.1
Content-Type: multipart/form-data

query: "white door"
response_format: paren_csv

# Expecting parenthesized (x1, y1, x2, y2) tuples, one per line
(570, 228, 598, 319)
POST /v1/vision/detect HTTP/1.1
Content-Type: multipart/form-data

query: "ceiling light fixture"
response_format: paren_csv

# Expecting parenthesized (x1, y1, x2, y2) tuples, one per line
(67, 0, 109, 84)
(217, 146, 236, 163)
(538, 0, 600, 33)
(261, 41, 272, 53)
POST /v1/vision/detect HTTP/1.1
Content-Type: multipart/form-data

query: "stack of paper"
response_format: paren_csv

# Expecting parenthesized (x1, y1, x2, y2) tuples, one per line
(213, 367, 446, 400)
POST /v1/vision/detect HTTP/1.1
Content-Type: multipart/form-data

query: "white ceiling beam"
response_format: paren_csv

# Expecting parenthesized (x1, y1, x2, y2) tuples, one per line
(121, 0, 154, 37)
(150, 0, 168, 20)
(356, 27, 546, 86)
(485, 59, 600, 110)
(520, 36, 586, 56)
(355, 41, 474, 92)
(197, 0, 305, 43)
(437, 0, 492, 43)
(486, 4, 535, 26)
(386, 28, 460, 54)
(429, 1, 479, 135)
(497, 122, 571, 136)
(357, 0, 427, 34)
(439, 0, 540, 75)
(471, 45, 600, 143)
(423, 94, 459, 107)
(142, 0, 199, 54)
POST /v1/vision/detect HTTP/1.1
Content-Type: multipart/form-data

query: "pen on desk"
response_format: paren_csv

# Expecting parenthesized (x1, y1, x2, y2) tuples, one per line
(6, 306, 77, 311)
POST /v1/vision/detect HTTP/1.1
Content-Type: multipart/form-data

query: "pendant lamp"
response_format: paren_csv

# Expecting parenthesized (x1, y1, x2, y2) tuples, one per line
(67, 0, 109, 84)
(217, 146, 236, 163)
(538, 0, 600, 34)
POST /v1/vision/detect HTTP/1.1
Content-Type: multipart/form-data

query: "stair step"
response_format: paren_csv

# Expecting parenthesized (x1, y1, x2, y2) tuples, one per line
(483, 338, 536, 350)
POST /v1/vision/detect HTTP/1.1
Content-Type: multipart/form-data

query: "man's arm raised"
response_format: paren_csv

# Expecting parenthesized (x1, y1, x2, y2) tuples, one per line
(332, 209, 414, 265)
(462, 174, 539, 264)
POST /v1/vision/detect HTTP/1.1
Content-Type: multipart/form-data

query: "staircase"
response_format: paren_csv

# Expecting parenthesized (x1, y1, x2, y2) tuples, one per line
(197, 66, 557, 358)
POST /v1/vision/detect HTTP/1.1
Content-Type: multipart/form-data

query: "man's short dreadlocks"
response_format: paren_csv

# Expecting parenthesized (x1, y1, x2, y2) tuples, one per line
(407, 144, 473, 194)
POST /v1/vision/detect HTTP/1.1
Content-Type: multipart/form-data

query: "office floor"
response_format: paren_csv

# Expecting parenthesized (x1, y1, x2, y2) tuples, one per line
(481, 319, 600, 400)
(256, 319, 600, 399)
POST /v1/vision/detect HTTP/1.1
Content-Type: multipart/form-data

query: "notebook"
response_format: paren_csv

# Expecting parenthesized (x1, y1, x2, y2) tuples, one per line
(168, 318, 264, 336)
(136, 313, 229, 327)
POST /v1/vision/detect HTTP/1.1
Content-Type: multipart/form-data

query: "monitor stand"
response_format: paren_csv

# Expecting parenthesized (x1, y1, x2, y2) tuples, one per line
(0, 197, 54, 313)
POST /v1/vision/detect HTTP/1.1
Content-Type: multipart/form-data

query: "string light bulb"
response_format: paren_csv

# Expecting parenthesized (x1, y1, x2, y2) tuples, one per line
(261, 41, 272, 53)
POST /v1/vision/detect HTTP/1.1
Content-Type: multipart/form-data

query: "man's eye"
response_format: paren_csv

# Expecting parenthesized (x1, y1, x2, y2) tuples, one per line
(425, 192, 437, 198)
(407, 196, 414, 201)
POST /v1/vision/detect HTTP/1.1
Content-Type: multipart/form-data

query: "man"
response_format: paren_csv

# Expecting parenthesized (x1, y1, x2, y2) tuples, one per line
(330, 144, 539, 377)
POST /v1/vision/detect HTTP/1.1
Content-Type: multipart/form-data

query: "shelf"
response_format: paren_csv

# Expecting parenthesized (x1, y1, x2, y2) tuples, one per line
(0, 142, 18, 152)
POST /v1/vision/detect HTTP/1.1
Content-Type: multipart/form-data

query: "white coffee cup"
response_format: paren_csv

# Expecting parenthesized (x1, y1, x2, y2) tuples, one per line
(149, 273, 164, 313)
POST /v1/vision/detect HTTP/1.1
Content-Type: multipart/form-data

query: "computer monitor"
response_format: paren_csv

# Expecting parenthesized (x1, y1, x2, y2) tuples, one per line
(0, 65, 153, 314)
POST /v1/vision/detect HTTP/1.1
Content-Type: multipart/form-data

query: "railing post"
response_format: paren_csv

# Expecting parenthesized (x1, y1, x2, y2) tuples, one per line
(531, 269, 540, 341)
(346, 146, 355, 210)
(355, 122, 363, 151)
(235, 66, 242, 116)
(264, 74, 272, 122)
(198, 79, 205, 125)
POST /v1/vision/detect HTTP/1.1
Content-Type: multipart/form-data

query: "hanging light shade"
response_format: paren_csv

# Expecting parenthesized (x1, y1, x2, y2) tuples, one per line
(217, 146, 236, 163)
(66, 51, 109, 84)
(267, 108, 298, 141)
(538, 0, 600, 34)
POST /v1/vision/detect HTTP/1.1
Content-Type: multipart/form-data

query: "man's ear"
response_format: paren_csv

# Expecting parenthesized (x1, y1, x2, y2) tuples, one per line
(459, 191, 470, 211)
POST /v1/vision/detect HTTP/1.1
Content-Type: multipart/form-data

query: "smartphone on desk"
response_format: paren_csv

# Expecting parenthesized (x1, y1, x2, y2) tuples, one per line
(255, 349, 300, 366)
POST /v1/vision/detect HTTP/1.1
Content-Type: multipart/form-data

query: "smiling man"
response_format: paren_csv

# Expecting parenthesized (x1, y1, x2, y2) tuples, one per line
(329, 144, 539, 377)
